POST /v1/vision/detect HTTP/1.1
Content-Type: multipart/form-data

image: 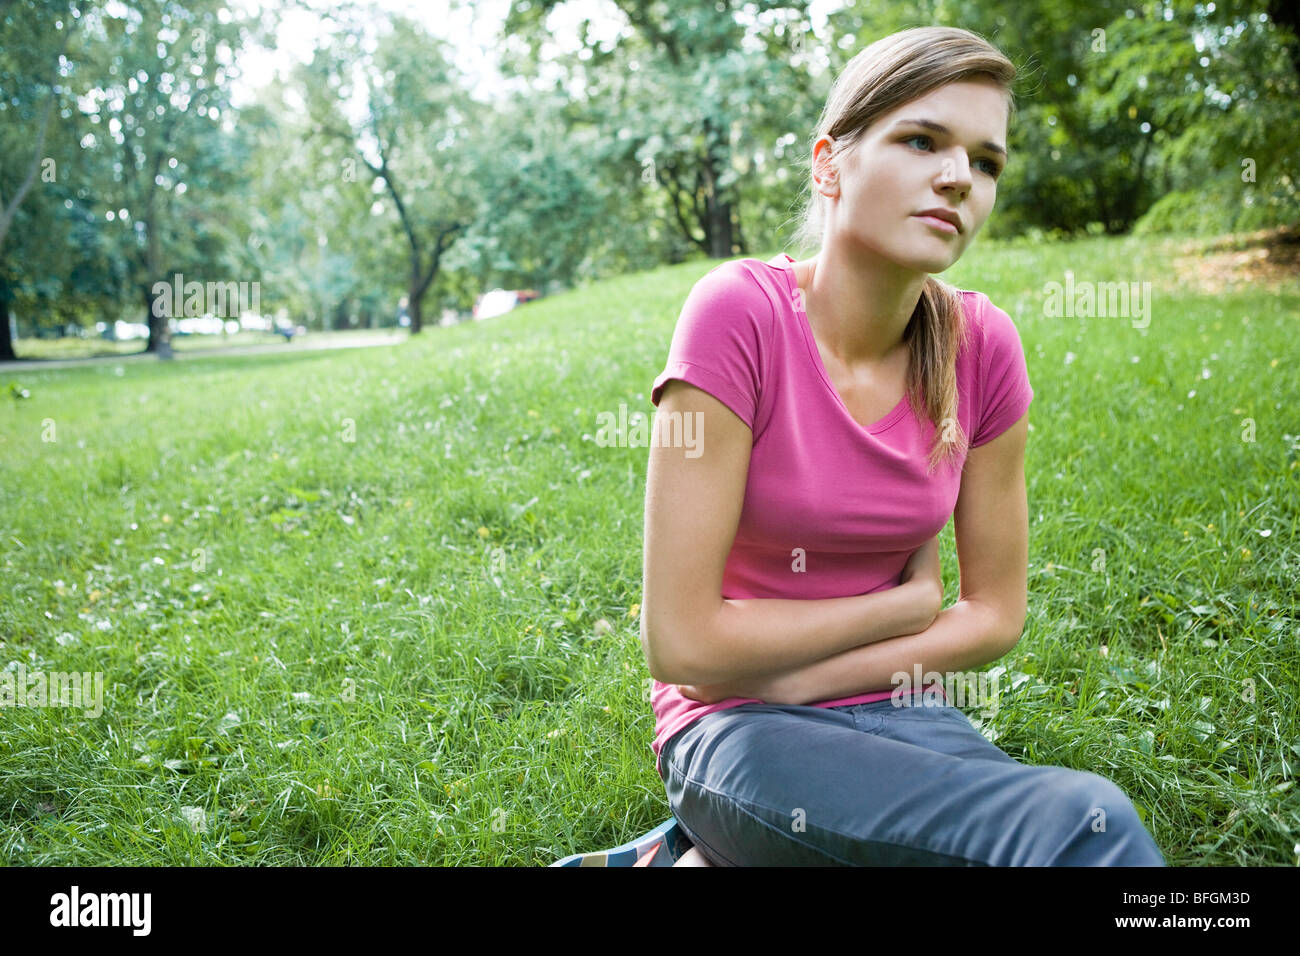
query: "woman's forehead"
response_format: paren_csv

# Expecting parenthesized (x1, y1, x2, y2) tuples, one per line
(860, 86, 1009, 144)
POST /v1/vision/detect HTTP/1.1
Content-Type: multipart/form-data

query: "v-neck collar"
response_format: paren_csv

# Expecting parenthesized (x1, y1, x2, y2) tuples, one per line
(768, 253, 911, 435)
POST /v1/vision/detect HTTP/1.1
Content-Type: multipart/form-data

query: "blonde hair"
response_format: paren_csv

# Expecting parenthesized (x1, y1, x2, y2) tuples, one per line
(791, 26, 1018, 474)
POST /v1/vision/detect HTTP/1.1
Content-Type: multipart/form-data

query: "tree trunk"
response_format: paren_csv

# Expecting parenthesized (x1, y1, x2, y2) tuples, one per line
(697, 149, 734, 258)
(700, 116, 735, 258)
(408, 272, 423, 335)
(143, 283, 173, 358)
(708, 195, 734, 258)
(0, 283, 16, 362)
(140, 214, 172, 357)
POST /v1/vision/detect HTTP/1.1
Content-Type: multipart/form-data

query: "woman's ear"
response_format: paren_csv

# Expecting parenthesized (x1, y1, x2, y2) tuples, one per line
(812, 135, 839, 196)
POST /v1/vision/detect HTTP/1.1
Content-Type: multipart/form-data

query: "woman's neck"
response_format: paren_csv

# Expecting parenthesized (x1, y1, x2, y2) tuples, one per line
(793, 244, 927, 369)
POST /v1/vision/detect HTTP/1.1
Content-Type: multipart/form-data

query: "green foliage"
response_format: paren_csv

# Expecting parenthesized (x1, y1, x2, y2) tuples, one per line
(3, 0, 1299, 345)
(296, 12, 483, 328)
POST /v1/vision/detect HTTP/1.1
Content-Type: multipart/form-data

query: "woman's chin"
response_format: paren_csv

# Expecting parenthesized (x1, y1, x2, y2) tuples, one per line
(896, 251, 958, 275)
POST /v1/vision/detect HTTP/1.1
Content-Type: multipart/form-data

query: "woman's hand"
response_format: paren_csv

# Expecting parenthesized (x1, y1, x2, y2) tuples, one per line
(899, 535, 943, 630)
(677, 669, 805, 707)
(675, 683, 734, 705)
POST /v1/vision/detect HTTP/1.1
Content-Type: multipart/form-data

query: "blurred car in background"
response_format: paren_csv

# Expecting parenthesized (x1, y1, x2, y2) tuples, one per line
(472, 288, 540, 320)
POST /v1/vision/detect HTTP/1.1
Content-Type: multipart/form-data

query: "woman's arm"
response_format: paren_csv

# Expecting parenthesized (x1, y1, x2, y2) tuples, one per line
(680, 411, 1032, 706)
(644, 381, 943, 687)
(681, 598, 1016, 706)
(676, 534, 945, 702)
(679, 532, 943, 693)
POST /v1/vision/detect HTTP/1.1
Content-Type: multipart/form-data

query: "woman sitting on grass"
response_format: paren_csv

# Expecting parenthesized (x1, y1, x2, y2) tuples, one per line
(639, 25, 1166, 866)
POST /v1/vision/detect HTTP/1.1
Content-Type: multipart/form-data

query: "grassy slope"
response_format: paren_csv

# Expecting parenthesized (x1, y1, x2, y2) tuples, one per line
(0, 235, 1296, 865)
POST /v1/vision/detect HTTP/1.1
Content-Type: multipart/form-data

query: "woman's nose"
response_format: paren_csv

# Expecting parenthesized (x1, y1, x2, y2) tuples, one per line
(936, 153, 972, 190)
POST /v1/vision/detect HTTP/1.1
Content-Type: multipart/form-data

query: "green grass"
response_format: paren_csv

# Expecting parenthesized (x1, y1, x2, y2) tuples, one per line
(1, 234, 1297, 865)
(10, 327, 406, 361)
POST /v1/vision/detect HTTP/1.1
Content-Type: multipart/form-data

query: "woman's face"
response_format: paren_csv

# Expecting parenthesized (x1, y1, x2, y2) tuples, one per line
(815, 79, 1009, 274)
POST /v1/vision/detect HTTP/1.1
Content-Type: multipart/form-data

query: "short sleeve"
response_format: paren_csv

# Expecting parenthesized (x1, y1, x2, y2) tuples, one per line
(970, 295, 1034, 448)
(650, 261, 769, 431)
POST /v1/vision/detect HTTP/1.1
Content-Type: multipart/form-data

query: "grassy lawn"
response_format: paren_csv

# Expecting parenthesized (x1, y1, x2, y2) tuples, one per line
(1, 234, 1297, 865)
(10, 327, 408, 361)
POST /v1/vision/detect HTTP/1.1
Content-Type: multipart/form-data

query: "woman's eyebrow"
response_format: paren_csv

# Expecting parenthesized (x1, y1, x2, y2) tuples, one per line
(891, 118, 1007, 159)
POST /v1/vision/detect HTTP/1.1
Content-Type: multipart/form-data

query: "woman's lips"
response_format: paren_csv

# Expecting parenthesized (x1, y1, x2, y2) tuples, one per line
(914, 214, 959, 235)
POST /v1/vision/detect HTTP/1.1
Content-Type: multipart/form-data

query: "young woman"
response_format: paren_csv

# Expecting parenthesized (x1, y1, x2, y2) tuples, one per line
(639, 26, 1166, 866)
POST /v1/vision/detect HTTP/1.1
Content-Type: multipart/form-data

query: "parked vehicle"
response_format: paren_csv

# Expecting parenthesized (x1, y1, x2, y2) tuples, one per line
(472, 288, 541, 320)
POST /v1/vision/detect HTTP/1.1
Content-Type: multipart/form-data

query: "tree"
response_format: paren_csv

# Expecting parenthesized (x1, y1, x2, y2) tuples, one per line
(77, 0, 254, 356)
(503, 0, 820, 259)
(0, 0, 77, 360)
(302, 13, 480, 335)
(1088, 0, 1300, 235)
(445, 86, 606, 293)
(239, 74, 402, 332)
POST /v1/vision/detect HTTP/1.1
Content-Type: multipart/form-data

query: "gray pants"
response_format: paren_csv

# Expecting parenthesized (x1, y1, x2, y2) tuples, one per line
(659, 698, 1167, 866)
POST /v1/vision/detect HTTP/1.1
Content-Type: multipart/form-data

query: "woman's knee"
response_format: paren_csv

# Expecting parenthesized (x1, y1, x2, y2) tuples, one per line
(1038, 769, 1165, 866)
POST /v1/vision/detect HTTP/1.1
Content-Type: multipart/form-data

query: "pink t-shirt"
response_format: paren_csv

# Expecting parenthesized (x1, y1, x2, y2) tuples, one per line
(647, 253, 1034, 775)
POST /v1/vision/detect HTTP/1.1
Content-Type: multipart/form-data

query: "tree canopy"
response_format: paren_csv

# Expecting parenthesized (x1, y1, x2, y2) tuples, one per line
(2, 0, 1296, 358)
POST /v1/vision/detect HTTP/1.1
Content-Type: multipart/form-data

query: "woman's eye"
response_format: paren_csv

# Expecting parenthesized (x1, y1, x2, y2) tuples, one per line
(906, 134, 1001, 178)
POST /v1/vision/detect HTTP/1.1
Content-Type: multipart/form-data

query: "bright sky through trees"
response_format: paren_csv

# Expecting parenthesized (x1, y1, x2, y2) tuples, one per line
(229, 0, 845, 108)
